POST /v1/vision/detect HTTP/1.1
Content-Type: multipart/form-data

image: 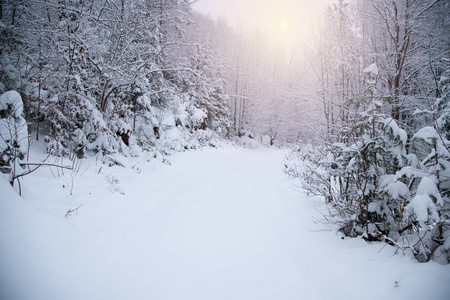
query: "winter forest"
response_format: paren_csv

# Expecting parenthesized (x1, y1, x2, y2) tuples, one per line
(1, 0, 450, 299)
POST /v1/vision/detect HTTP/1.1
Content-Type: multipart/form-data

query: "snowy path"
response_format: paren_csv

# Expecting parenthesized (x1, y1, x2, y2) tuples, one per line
(1, 147, 449, 300)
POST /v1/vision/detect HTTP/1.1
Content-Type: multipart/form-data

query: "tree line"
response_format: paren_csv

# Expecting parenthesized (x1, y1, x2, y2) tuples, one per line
(0, 0, 232, 159)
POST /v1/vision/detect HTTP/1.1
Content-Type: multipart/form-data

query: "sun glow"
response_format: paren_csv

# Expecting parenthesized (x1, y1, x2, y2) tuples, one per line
(194, 0, 333, 50)
(264, 13, 297, 50)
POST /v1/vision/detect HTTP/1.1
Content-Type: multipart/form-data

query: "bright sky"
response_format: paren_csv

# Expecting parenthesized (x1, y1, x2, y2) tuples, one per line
(193, 0, 335, 47)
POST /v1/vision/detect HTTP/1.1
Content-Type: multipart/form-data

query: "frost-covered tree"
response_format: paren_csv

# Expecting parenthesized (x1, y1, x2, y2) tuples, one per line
(367, 0, 446, 124)
(184, 43, 232, 135)
(0, 0, 233, 156)
(306, 0, 365, 143)
(287, 10, 450, 262)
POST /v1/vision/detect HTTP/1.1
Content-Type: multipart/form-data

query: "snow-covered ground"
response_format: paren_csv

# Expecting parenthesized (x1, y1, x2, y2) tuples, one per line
(1, 145, 449, 300)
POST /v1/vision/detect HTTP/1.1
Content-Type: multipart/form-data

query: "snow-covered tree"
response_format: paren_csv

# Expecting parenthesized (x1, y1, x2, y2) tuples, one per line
(0, 0, 234, 156)
(287, 57, 449, 264)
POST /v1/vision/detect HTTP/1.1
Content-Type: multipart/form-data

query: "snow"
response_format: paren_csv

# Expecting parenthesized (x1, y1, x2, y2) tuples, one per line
(404, 177, 443, 226)
(236, 135, 261, 149)
(0, 91, 28, 155)
(414, 126, 439, 143)
(384, 117, 408, 146)
(0, 90, 23, 117)
(413, 126, 450, 157)
(191, 107, 207, 126)
(0, 119, 11, 153)
(1, 145, 449, 300)
(381, 179, 410, 200)
(405, 194, 440, 224)
(416, 177, 443, 206)
(368, 201, 382, 213)
(363, 63, 379, 76)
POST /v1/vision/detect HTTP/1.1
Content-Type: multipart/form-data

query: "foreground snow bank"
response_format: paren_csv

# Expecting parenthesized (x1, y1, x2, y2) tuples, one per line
(0, 147, 449, 300)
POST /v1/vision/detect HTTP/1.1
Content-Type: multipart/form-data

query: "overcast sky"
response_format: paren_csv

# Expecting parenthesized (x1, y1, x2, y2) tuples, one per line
(192, 0, 335, 45)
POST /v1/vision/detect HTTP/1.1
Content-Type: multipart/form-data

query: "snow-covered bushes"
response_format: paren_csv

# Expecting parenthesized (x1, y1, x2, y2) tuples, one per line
(235, 135, 261, 149)
(285, 98, 450, 264)
(0, 91, 28, 183)
(284, 56, 450, 264)
(0, 1, 233, 161)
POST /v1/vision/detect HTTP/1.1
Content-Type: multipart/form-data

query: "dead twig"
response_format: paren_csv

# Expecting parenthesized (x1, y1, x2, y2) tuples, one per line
(65, 204, 83, 218)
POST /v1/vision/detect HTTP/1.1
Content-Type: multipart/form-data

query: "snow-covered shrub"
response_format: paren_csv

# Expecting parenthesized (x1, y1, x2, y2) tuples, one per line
(398, 70, 450, 263)
(286, 95, 450, 264)
(304, 99, 410, 237)
(236, 135, 261, 149)
(0, 91, 28, 183)
(41, 89, 132, 157)
(284, 144, 328, 189)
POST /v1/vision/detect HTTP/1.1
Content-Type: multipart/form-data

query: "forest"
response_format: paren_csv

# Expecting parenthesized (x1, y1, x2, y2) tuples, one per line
(1, 0, 450, 275)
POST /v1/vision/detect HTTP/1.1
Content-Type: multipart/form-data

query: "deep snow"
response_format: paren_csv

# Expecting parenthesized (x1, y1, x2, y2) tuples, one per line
(1, 146, 449, 300)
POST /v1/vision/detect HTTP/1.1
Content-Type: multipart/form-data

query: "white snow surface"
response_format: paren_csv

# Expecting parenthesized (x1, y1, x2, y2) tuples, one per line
(1, 146, 449, 300)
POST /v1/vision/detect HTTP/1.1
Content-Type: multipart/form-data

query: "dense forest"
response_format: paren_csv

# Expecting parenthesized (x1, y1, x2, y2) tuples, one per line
(1, 0, 449, 264)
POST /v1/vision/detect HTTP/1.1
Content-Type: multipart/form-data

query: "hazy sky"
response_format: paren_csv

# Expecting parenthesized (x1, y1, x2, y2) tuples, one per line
(192, 0, 335, 46)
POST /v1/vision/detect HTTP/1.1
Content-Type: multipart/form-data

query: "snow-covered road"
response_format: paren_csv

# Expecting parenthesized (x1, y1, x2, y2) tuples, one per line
(1, 147, 449, 300)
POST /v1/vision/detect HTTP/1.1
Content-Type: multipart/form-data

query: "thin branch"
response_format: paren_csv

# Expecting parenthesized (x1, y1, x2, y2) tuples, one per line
(65, 204, 83, 218)
(19, 162, 73, 170)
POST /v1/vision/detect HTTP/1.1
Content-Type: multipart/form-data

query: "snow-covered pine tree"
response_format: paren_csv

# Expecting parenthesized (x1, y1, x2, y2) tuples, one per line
(183, 43, 232, 136)
(309, 63, 413, 241)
